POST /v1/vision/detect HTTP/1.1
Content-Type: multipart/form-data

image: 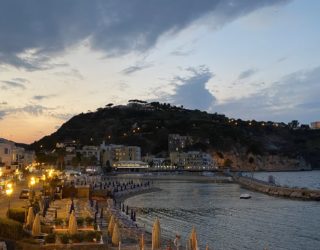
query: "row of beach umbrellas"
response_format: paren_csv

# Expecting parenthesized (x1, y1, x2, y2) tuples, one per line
(26, 206, 78, 237)
(107, 214, 209, 250)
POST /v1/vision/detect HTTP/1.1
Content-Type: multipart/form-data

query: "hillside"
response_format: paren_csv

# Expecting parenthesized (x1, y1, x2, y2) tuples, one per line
(30, 102, 320, 169)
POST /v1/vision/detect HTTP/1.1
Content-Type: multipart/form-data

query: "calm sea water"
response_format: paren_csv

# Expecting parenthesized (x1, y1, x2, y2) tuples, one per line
(125, 179, 320, 250)
(244, 170, 320, 190)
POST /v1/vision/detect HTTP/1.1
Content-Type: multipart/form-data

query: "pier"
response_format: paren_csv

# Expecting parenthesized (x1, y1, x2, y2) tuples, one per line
(234, 176, 320, 201)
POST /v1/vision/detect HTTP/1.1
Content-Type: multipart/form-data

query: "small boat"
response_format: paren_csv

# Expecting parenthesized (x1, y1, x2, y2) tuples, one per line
(240, 193, 251, 199)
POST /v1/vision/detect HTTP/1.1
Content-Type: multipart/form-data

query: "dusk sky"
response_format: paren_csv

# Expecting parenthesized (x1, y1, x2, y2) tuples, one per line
(0, 0, 320, 143)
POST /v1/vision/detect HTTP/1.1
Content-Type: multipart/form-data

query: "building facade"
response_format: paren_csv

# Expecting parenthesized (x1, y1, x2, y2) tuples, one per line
(311, 121, 320, 129)
(170, 151, 216, 170)
(168, 134, 193, 152)
(100, 142, 142, 168)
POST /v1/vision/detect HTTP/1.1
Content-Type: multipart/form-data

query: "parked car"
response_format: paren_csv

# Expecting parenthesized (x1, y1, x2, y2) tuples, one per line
(19, 189, 30, 199)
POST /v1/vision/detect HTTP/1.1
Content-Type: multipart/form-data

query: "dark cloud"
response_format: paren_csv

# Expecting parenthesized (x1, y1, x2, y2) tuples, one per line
(213, 66, 320, 123)
(1, 80, 26, 90)
(121, 62, 153, 75)
(169, 66, 215, 111)
(238, 68, 258, 80)
(0, 0, 289, 70)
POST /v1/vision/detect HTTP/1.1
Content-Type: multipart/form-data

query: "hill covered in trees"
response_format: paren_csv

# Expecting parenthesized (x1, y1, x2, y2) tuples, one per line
(30, 101, 320, 169)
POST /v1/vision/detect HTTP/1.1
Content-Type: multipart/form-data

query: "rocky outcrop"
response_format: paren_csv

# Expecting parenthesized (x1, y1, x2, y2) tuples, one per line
(214, 150, 311, 171)
(235, 176, 320, 201)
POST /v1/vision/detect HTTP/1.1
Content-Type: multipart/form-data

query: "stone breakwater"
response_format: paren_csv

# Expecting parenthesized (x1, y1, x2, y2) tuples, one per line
(234, 176, 320, 201)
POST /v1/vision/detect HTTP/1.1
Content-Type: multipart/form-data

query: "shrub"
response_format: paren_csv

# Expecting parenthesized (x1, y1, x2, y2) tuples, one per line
(45, 233, 56, 244)
(84, 231, 102, 242)
(55, 218, 64, 226)
(59, 234, 70, 244)
(77, 217, 84, 226)
(0, 217, 23, 240)
(85, 216, 94, 226)
(7, 208, 26, 223)
(71, 232, 84, 243)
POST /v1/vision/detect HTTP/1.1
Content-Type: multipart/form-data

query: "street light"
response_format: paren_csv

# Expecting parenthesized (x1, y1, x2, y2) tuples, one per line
(5, 184, 13, 210)
(29, 177, 36, 200)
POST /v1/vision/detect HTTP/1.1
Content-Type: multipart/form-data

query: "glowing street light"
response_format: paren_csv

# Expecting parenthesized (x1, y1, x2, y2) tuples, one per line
(6, 184, 13, 210)
(30, 177, 36, 186)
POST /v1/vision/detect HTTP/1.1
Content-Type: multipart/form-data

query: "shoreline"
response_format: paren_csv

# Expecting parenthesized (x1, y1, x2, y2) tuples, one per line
(115, 187, 162, 203)
(110, 174, 234, 183)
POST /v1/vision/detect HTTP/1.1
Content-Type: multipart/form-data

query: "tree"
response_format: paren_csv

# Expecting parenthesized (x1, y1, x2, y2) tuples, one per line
(288, 120, 299, 129)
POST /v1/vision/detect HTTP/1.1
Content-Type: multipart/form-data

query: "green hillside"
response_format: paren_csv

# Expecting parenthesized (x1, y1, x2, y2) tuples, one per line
(30, 102, 320, 168)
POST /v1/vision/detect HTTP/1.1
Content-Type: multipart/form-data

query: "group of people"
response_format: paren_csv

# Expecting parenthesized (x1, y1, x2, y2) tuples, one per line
(165, 234, 182, 250)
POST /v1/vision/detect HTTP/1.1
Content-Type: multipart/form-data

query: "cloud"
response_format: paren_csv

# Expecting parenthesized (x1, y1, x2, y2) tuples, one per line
(0, 0, 289, 70)
(171, 49, 194, 57)
(0, 50, 67, 71)
(0, 104, 74, 121)
(0, 110, 7, 119)
(53, 68, 84, 80)
(1, 80, 26, 90)
(18, 105, 52, 116)
(238, 68, 258, 80)
(167, 65, 215, 111)
(121, 61, 153, 75)
(213, 66, 320, 123)
(33, 95, 55, 101)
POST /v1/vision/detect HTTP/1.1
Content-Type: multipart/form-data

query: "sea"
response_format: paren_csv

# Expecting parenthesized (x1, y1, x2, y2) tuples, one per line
(125, 171, 320, 250)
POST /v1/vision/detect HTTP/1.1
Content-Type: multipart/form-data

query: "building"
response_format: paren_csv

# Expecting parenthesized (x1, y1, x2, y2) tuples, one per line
(170, 151, 216, 170)
(0, 138, 35, 173)
(100, 142, 142, 168)
(112, 161, 148, 169)
(168, 134, 193, 152)
(311, 121, 320, 129)
(0, 139, 15, 171)
(76, 145, 100, 162)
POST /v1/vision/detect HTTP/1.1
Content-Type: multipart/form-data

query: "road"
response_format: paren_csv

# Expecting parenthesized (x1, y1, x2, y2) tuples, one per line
(0, 181, 41, 217)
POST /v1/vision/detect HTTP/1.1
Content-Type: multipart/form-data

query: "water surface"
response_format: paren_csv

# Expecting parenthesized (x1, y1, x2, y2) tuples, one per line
(244, 170, 320, 190)
(126, 180, 320, 250)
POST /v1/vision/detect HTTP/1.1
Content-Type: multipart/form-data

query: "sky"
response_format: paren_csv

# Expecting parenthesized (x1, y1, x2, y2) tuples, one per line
(0, 0, 320, 143)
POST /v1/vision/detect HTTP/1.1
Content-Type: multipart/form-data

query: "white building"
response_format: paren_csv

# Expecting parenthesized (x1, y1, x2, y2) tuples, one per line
(0, 138, 35, 173)
(170, 151, 216, 170)
(100, 142, 142, 168)
(311, 121, 320, 129)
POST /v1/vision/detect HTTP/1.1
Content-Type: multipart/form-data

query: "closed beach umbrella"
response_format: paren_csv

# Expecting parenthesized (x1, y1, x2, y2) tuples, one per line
(32, 213, 41, 236)
(108, 215, 115, 236)
(141, 233, 145, 250)
(189, 227, 198, 250)
(112, 222, 120, 246)
(26, 207, 35, 228)
(152, 218, 161, 250)
(68, 211, 78, 235)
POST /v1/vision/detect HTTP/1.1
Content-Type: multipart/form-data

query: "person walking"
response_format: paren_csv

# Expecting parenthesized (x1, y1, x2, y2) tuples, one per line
(174, 234, 182, 250)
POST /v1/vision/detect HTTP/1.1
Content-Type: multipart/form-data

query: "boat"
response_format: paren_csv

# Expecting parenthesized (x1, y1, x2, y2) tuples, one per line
(240, 193, 251, 199)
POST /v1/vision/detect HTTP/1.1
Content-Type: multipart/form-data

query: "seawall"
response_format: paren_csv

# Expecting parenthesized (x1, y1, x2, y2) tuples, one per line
(234, 176, 320, 201)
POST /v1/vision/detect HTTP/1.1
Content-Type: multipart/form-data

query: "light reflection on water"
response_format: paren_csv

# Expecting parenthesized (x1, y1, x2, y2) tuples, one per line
(125, 180, 320, 250)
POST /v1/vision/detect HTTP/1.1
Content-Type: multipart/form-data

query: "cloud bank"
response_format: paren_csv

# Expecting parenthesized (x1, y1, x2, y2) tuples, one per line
(0, 0, 289, 70)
